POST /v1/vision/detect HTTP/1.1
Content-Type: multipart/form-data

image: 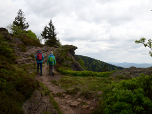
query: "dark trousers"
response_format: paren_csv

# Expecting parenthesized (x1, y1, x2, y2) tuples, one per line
(49, 65, 54, 74)
(37, 63, 42, 74)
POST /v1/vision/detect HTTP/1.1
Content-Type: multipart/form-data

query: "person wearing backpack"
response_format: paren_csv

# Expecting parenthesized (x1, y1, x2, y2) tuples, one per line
(35, 50, 44, 76)
(47, 51, 56, 76)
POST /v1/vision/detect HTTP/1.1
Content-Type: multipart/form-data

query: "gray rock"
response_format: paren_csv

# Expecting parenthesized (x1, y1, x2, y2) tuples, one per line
(22, 90, 58, 114)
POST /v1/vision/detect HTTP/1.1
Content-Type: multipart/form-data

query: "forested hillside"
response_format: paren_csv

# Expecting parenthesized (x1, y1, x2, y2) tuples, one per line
(75, 55, 124, 72)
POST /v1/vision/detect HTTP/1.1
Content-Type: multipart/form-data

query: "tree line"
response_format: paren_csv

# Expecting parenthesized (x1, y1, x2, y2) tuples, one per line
(8, 9, 60, 47)
(75, 55, 124, 72)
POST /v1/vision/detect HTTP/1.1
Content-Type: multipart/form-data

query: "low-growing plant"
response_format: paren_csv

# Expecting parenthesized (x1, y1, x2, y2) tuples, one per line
(57, 68, 115, 77)
(54, 92, 64, 97)
(49, 94, 63, 114)
(26, 30, 38, 40)
(39, 82, 50, 96)
(80, 90, 94, 99)
(51, 80, 59, 85)
(0, 66, 39, 114)
(93, 73, 152, 114)
(66, 87, 80, 94)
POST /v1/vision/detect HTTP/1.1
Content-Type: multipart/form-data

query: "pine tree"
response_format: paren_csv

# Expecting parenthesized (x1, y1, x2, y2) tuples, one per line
(13, 9, 29, 30)
(102, 63, 109, 72)
(41, 19, 60, 47)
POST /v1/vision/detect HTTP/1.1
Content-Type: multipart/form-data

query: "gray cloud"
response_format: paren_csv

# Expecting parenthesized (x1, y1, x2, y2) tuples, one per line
(1, 0, 152, 63)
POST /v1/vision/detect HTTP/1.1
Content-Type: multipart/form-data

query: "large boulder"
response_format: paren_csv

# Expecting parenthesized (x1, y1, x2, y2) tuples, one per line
(0, 28, 8, 33)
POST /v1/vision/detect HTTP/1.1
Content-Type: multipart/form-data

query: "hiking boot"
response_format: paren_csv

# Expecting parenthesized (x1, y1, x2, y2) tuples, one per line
(40, 74, 42, 76)
(52, 72, 54, 76)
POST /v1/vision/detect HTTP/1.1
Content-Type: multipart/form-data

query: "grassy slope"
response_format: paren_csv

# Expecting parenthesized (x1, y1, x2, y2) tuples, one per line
(1, 29, 152, 114)
(0, 32, 40, 114)
(55, 67, 152, 114)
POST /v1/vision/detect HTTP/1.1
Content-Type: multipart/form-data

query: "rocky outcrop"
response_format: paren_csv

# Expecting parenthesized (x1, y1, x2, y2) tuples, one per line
(55, 45, 85, 71)
(0, 28, 8, 33)
(13, 43, 84, 71)
(22, 90, 58, 114)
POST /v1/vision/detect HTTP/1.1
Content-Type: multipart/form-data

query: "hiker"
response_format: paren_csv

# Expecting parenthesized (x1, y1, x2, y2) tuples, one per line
(47, 51, 56, 76)
(35, 50, 44, 76)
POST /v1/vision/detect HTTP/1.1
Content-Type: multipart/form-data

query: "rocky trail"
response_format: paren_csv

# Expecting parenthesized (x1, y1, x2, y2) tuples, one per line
(20, 45, 152, 114)
(21, 46, 97, 114)
(22, 63, 97, 114)
(35, 63, 96, 114)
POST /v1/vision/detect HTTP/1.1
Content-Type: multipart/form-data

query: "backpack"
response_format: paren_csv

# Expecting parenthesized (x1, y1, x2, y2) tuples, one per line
(37, 53, 42, 61)
(49, 56, 54, 63)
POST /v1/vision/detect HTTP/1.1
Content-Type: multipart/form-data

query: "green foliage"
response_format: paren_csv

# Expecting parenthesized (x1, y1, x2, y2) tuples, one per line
(0, 66, 39, 114)
(0, 34, 14, 58)
(49, 94, 63, 114)
(57, 68, 115, 77)
(18, 34, 42, 47)
(7, 24, 25, 35)
(8, 24, 41, 47)
(26, 30, 38, 40)
(96, 73, 152, 114)
(0, 40, 38, 113)
(41, 19, 60, 47)
(39, 82, 50, 96)
(78, 58, 84, 66)
(66, 87, 80, 94)
(76, 55, 124, 72)
(135, 37, 152, 57)
(78, 58, 87, 70)
(102, 63, 109, 72)
(13, 9, 29, 30)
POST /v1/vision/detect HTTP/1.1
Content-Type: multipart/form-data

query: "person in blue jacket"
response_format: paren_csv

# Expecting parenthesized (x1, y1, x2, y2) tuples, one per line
(35, 50, 44, 76)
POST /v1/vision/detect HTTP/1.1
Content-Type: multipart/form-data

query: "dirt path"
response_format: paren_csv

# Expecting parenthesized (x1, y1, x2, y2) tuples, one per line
(35, 63, 96, 114)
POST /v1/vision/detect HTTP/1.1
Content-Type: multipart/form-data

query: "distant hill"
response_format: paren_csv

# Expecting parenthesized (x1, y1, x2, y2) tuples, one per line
(108, 62, 152, 68)
(75, 55, 124, 72)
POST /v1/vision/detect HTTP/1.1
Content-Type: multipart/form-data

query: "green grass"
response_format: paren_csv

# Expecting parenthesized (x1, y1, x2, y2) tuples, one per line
(49, 94, 63, 114)
(57, 68, 116, 77)
(39, 82, 50, 96)
(58, 73, 151, 114)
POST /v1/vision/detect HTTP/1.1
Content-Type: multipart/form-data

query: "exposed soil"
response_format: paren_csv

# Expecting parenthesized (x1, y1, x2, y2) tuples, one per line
(35, 63, 97, 114)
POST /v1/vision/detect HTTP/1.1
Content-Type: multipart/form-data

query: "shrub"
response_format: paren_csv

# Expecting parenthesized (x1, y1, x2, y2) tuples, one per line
(94, 73, 152, 114)
(0, 66, 39, 114)
(26, 30, 37, 40)
(0, 34, 14, 58)
(7, 24, 25, 35)
(57, 68, 115, 77)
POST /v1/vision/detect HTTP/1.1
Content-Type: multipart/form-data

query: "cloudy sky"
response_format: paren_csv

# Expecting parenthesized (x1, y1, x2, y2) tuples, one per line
(1, 0, 152, 63)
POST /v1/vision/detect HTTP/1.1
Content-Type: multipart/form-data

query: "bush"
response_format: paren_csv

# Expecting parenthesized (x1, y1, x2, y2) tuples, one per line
(57, 68, 115, 77)
(7, 24, 25, 35)
(26, 30, 37, 40)
(94, 73, 152, 114)
(7, 24, 42, 47)
(0, 34, 14, 58)
(0, 66, 39, 114)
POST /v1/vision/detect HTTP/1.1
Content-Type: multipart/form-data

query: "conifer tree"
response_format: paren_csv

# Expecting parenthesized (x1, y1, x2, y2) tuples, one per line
(13, 9, 29, 30)
(102, 63, 109, 72)
(41, 19, 60, 47)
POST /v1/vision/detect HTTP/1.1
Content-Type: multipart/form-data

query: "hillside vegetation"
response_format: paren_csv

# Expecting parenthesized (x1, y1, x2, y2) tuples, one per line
(0, 28, 40, 114)
(76, 55, 124, 72)
(1, 27, 152, 114)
